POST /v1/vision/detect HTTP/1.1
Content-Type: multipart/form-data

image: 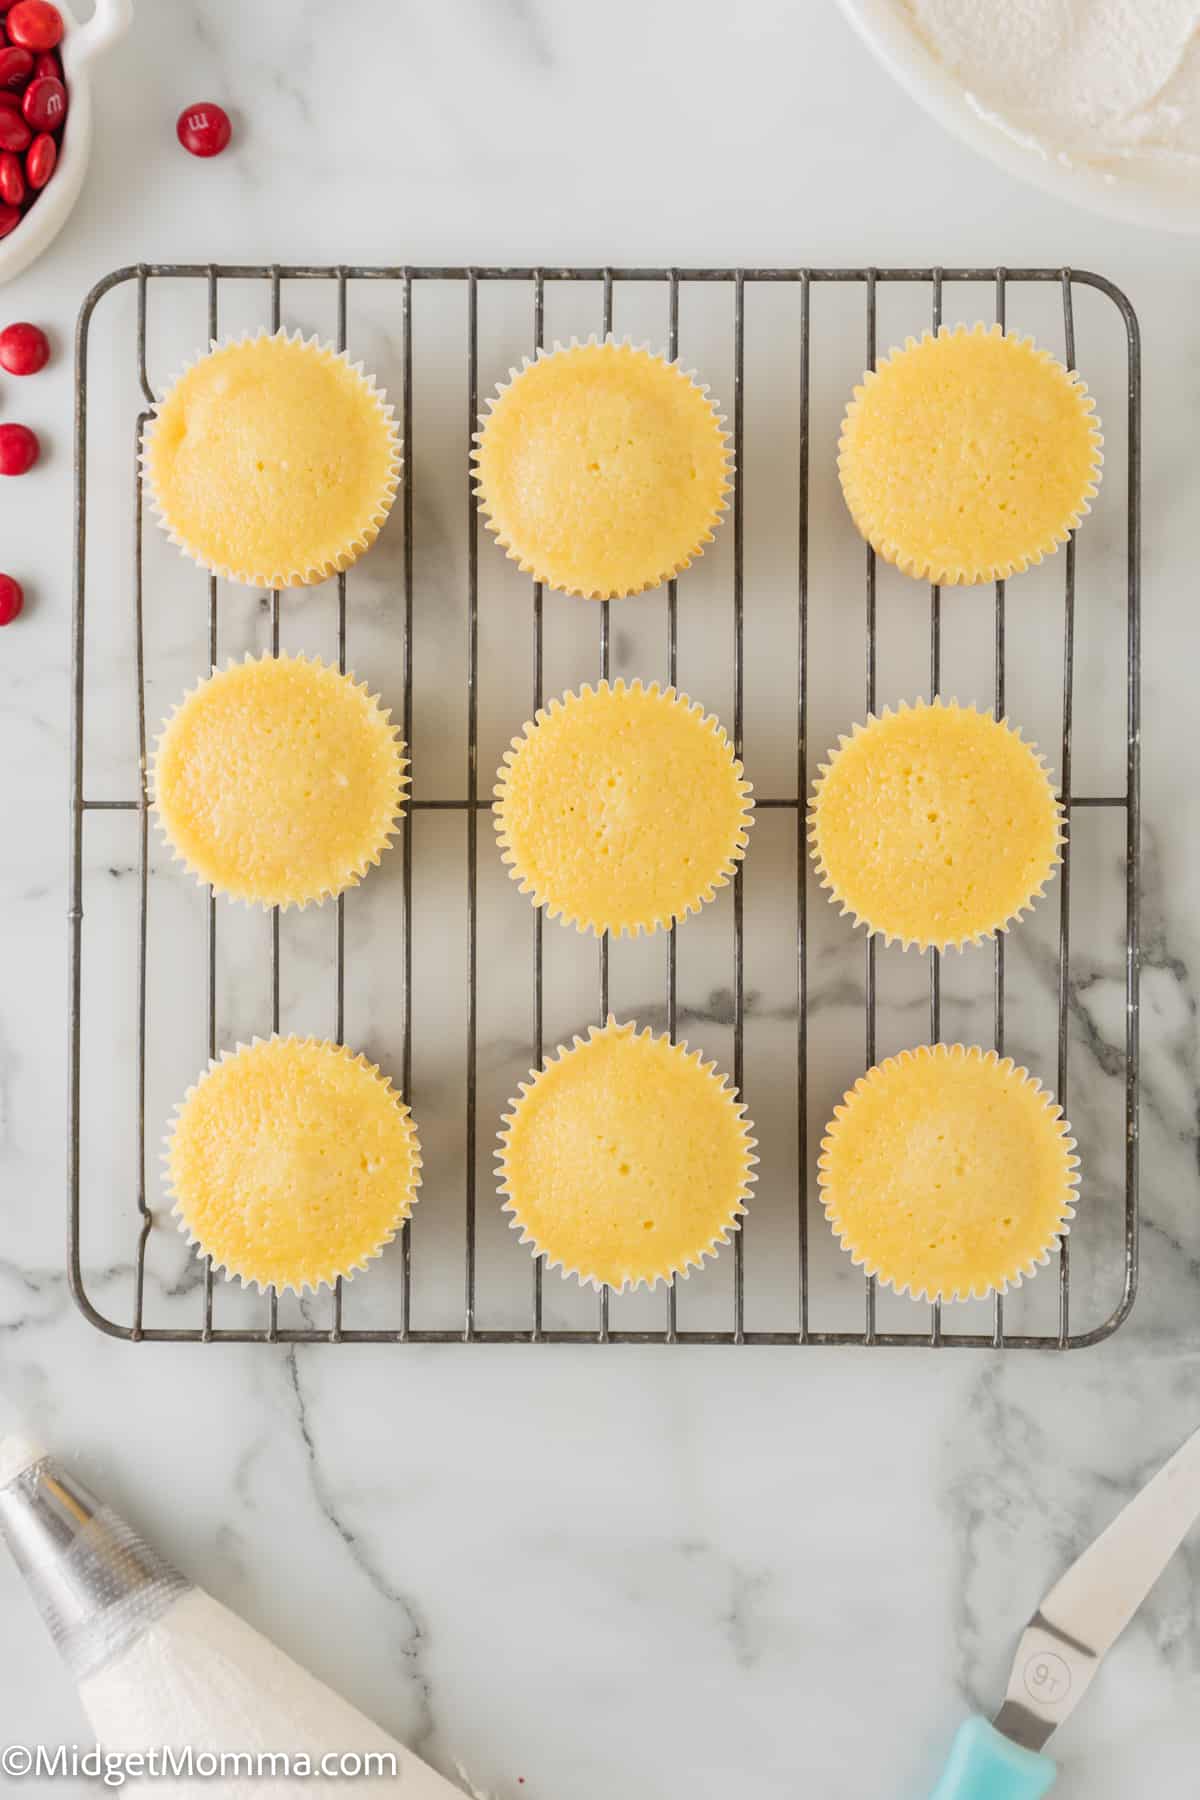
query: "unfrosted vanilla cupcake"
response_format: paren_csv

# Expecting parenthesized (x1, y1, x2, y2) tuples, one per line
(473, 338, 732, 599)
(838, 323, 1102, 585)
(494, 679, 753, 937)
(166, 1036, 422, 1294)
(152, 652, 407, 909)
(498, 1017, 756, 1290)
(809, 698, 1061, 951)
(819, 1043, 1078, 1303)
(143, 329, 401, 588)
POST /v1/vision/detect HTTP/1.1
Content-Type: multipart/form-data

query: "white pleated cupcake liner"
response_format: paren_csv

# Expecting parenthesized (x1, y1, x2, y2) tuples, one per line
(496, 1015, 758, 1292)
(808, 696, 1065, 952)
(838, 322, 1103, 585)
(818, 1042, 1080, 1305)
(494, 677, 754, 938)
(164, 1035, 422, 1297)
(472, 335, 733, 600)
(149, 650, 408, 912)
(141, 328, 402, 589)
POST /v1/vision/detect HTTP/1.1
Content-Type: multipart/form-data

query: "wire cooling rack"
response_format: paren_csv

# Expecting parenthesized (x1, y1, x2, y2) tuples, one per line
(69, 264, 1141, 1347)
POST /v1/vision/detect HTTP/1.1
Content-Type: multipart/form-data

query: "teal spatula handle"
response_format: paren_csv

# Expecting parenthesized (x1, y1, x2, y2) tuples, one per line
(930, 1718, 1057, 1800)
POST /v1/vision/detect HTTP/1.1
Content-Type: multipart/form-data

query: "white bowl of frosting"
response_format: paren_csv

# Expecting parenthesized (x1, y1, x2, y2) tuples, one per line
(839, 0, 1200, 233)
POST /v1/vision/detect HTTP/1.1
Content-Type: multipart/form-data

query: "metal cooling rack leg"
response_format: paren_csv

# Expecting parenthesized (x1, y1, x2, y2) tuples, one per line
(266, 265, 282, 1348)
(598, 269, 614, 1347)
(732, 272, 747, 1344)
(1123, 282, 1142, 1332)
(269, 263, 282, 1042)
(929, 269, 943, 1350)
(666, 270, 680, 1346)
(335, 268, 349, 1048)
(465, 271, 480, 1343)
(1056, 272, 1078, 1350)
(863, 270, 878, 1346)
(132, 403, 150, 1342)
(201, 268, 219, 1340)
(992, 269, 1009, 1054)
(400, 269, 415, 1340)
(331, 267, 349, 1345)
(532, 270, 545, 1344)
(993, 268, 1008, 1350)
(797, 271, 811, 1345)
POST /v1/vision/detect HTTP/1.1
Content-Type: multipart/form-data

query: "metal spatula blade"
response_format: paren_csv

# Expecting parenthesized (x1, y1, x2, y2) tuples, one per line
(994, 1419, 1200, 1753)
(930, 1421, 1200, 1799)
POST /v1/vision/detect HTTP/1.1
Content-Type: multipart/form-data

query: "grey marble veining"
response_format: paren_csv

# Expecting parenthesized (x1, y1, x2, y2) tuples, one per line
(0, 1, 1197, 1795)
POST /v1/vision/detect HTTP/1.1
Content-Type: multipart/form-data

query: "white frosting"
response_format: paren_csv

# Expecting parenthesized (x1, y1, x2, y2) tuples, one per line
(0, 1432, 45, 1489)
(79, 1589, 466, 1798)
(904, 0, 1200, 179)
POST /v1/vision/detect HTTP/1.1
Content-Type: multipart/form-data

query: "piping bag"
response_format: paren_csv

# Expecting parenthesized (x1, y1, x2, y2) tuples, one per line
(0, 1434, 469, 1797)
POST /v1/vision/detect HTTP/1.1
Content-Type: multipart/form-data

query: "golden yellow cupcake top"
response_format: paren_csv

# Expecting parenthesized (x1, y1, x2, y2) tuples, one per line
(818, 1043, 1078, 1303)
(838, 323, 1102, 585)
(166, 1035, 422, 1294)
(152, 652, 407, 909)
(143, 330, 401, 587)
(494, 680, 753, 937)
(809, 699, 1061, 951)
(472, 338, 732, 599)
(498, 1017, 756, 1291)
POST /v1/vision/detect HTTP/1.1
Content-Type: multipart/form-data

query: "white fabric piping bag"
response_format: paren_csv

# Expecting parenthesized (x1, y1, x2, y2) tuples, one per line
(0, 1434, 470, 1797)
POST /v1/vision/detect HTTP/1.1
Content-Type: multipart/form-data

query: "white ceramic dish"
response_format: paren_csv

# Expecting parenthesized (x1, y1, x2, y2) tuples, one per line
(838, 0, 1200, 236)
(0, 0, 132, 285)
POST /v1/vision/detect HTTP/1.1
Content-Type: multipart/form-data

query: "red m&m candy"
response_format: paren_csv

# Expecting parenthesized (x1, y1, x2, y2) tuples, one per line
(0, 321, 48, 373)
(0, 44, 31, 87)
(0, 147, 21, 204)
(0, 105, 29, 150)
(5, 2, 63, 52)
(24, 127, 52, 186)
(21, 71, 63, 129)
(0, 1, 65, 212)
(0, 573, 24, 625)
(176, 101, 230, 158)
(0, 422, 38, 474)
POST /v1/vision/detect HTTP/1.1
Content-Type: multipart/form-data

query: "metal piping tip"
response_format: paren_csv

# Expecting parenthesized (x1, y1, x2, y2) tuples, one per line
(0, 1450, 190, 1683)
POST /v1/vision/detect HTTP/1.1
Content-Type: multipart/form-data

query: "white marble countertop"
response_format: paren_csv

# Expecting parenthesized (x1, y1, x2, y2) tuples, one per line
(1, 2, 1197, 1795)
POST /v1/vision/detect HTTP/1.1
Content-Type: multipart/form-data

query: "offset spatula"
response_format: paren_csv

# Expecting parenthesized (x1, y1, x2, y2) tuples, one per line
(930, 1421, 1200, 1799)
